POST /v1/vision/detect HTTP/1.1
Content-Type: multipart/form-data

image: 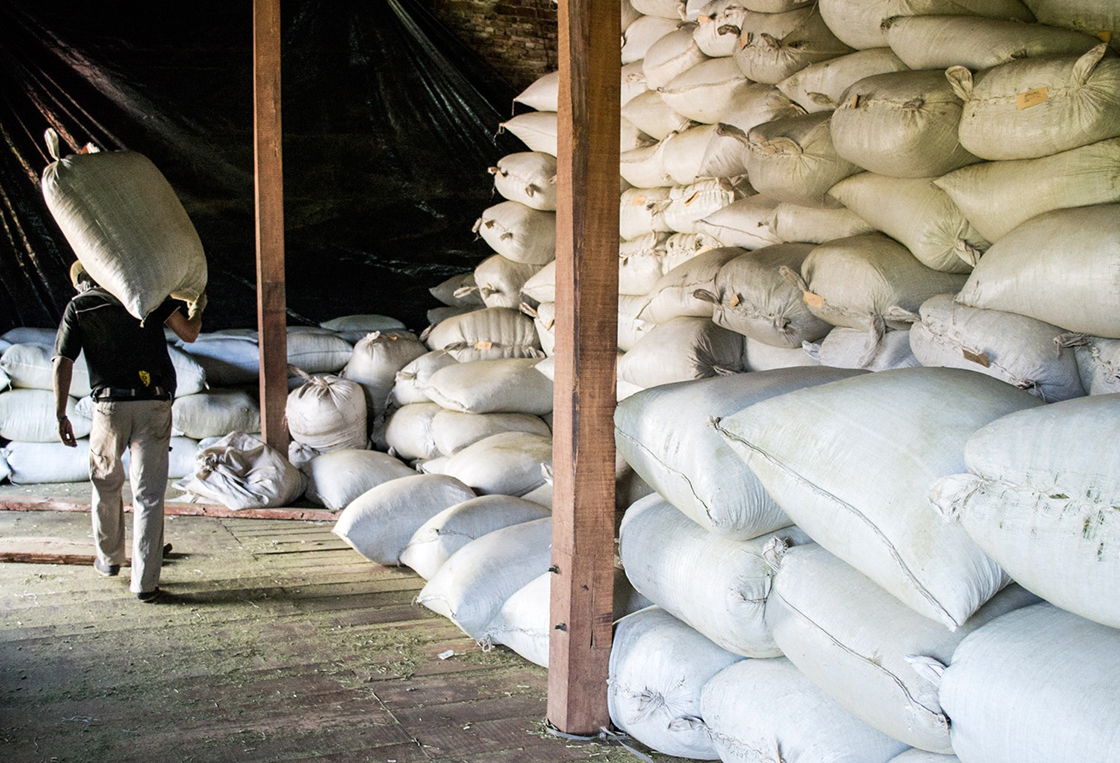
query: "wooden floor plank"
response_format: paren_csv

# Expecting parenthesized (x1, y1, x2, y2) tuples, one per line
(0, 505, 671, 763)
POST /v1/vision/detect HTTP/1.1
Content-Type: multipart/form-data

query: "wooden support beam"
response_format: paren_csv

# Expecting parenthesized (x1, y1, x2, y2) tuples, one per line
(548, 0, 621, 735)
(253, 0, 289, 453)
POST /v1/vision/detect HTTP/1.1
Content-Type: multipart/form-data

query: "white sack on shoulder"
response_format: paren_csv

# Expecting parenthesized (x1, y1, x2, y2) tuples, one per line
(41, 146, 207, 321)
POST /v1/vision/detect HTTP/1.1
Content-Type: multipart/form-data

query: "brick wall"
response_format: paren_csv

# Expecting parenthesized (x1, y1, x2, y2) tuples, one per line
(424, 0, 559, 92)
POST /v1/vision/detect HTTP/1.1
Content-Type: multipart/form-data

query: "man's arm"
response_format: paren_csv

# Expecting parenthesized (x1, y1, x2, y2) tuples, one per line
(52, 356, 77, 447)
(165, 294, 206, 343)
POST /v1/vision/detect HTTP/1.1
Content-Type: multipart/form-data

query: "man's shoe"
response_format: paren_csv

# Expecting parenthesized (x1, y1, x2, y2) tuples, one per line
(94, 558, 120, 577)
(136, 587, 162, 603)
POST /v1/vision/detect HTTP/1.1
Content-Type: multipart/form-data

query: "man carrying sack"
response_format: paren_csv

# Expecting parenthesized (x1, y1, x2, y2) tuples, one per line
(53, 262, 205, 602)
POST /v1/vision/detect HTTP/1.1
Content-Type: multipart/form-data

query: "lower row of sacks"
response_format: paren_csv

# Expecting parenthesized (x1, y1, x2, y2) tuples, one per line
(331, 364, 1119, 763)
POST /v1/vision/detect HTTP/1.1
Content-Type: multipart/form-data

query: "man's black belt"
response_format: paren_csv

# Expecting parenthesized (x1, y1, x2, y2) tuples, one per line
(93, 386, 170, 401)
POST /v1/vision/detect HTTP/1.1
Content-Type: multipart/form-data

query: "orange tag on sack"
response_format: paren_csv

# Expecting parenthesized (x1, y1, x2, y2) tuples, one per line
(632, 195, 646, 206)
(1017, 88, 1049, 109)
(962, 349, 991, 368)
(545, 319, 555, 330)
(474, 340, 493, 350)
(698, 14, 711, 25)
(684, 192, 700, 205)
(803, 291, 824, 309)
(728, 293, 741, 307)
(1097, 30, 1113, 43)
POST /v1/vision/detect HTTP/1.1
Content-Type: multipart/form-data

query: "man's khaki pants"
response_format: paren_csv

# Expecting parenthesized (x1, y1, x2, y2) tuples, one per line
(89, 399, 173, 594)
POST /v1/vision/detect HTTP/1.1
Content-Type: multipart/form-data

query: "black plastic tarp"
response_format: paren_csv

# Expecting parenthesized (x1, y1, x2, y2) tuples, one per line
(0, 0, 520, 334)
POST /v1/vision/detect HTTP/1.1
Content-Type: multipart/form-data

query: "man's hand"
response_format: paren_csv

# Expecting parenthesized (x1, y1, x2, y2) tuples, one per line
(58, 416, 77, 447)
(187, 292, 207, 321)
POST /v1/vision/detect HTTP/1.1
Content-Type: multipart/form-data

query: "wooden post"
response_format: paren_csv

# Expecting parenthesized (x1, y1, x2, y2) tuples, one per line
(548, 0, 620, 735)
(253, 0, 289, 453)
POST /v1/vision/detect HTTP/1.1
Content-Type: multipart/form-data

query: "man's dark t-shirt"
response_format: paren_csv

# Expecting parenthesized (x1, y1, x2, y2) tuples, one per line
(54, 288, 179, 399)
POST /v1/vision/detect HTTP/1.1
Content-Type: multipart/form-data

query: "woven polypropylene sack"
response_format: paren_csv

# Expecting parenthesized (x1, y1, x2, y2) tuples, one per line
(618, 317, 745, 388)
(768, 542, 1040, 753)
(41, 148, 207, 321)
(171, 390, 259, 440)
(930, 395, 1120, 628)
(302, 449, 415, 511)
(389, 350, 458, 406)
(615, 367, 861, 538)
(828, 173, 986, 273)
(400, 494, 550, 580)
(831, 70, 979, 178)
(886, 15, 1102, 71)
(424, 357, 553, 416)
(609, 607, 741, 760)
(703, 243, 831, 347)
(343, 332, 428, 417)
(1, 343, 93, 398)
(953, 204, 1120, 338)
(619, 495, 811, 655)
(660, 58, 753, 124)
(416, 517, 553, 639)
(438, 431, 553, 496)
(475, 202, 556, 266)
(423, 307, 542, 362)
(745, 112, 859, 207)
(332, 473, 475, 565)
(286, 375, 368, 453)
(179, 432, 305, 509)
(818, 0, 1033, 51)
(796, 233, 969, 332)
(383, 403, 442, 461)
(490, 152, 557, 211)
(431, 410, 551, 457)
(638, 247, 744, 324)
(701, 658, 907, 763)
(906, 294, 1085, 402)
(777, 48, 908, 112)
(714, 367, 1041, 628)
(933, 137, 1120, 242)
(950, 45, 1120, 161)
(733, 5, 853, 85)
(939, 603, 1120, 763)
